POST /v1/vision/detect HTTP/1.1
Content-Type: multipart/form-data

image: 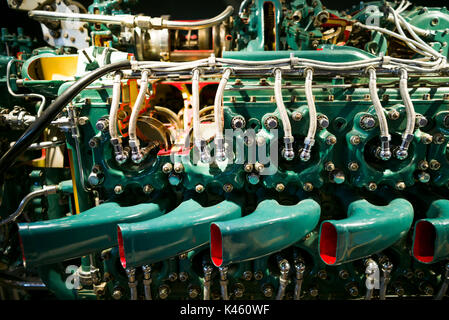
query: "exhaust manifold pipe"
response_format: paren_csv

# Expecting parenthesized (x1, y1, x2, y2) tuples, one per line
(18, 200, 169, 267)
(413, 199, 449, 264)
(210, 199, 320, 267)
(117, 199, 242, 268)
(319, 198, 413, 265)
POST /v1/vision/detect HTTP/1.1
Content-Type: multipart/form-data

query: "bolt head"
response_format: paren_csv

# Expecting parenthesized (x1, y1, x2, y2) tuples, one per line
(143, 184, 154, 194)
(247, 173, 260, 185)
(303, 182, 313, 192)
(244, 163, 253, 172)
(325, 162, 335, 172)
(264, 116, 279, 129)
(195, 184, 205, 193)
(243, 271, 253, 281)
(231, 116, 246, 129)
(309, 287, 319, 297)
(360, 116, 376, 130)
(395, 182, 406, 190)
(326, 135, 337, 145)
(367, 182, 377, 191)
(162, 163, 173, 173)
(173, 163, 184, 173)
(350, 135, 361, 145)
(275, 183, 285, 192)
(114, 185, 124, 194)
(223, 183, 234, 193)
(348, 162, 359, 171)
(292, 111, 303, 121)
(179, 272, 188, 282)
(168, 174, 182, 186)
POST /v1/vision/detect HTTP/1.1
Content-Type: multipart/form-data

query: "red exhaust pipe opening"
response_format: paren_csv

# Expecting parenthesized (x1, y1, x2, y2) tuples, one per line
(319, 222, 337, 265)
(413, 221, 435, 263)
(117, 226, 127, 269)
(210, 223, 223, 267)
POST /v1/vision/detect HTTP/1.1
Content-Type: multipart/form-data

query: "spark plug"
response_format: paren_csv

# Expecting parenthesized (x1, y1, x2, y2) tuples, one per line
(219, 266, 229, 300)
(125, 267, 138, 300)
(276, 258, 291, 300)
(203, 264, 213, 300)
(364, 258, 379, 300)
(379, 257, 393, 300)
(142, 265, 152, 300)
(293, 259, 305, 300)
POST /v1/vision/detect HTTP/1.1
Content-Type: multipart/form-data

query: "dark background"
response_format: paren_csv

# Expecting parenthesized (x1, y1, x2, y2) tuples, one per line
(0, 0, 448, 42)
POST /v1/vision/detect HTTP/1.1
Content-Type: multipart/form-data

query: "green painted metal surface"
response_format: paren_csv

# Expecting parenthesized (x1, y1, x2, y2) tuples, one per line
(210, 199, 320, 266)
(118, 198, 242, 268)
(319, 198, 414, 265)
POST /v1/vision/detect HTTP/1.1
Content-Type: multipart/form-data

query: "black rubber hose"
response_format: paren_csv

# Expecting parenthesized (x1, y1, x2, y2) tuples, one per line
(0, 60, 131, 175)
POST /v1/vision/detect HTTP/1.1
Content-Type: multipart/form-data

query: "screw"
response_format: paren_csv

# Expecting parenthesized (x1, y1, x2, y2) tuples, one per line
(360, 115, 376, 130)
(234, 283, 244, 298)
(395, 181, 406, 190)
(318, 116, 329, 129)
(421, 134, 433, 144)
(168, 272, 178, 282)
(429, 160, 441, 171)
(114, 185, 124, 194)
(418, 160, 429, 170)
(223, 183, 234, 193)
(350, 135, 361, 145)
(231, 116, 246, 129)
(262, 284, 273, 297)
(275, 183, 285, 192)
(158, 285, 170, 299)
(254, 162, 265, 173)
(179, 272, 188, 282)
(195, 184, 205, 193)
(416, 115, 428, 128)
(188, 287, 199, 299)
(292, 111, 303, 121)
(303, 182, 313, 192)
(326, 135, 337, 145)
(254, 271, 264, 280)
(395, 285, 405, 297)
(415, 269, 425, 279)
(348, 162, 359, 171)
(339, 270, 349, 280)
(325, 162, 335, 172)
(112, 288, 123, 300)
(89, 137, 100, 148)
(173, 163, 184, 173)
(162, 163, 173, 173)
(433, 133, 445, 145)
(309, 287, 319, 297)
(243, 271, 253, 281)
(95, 119, 109, 131)
(243, 163, 253, 172)
(388, 109, 400, 120)
(367, 182, 377, 191)
(264, 116, 279, 129)
(143, 184, 154, 194)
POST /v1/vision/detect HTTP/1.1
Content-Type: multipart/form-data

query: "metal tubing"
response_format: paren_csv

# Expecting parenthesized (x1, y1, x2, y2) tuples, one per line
(117, 199, 242, 268)
(319, 199, 414, 265)
(210, 199, 320, 267)
(413, 200, 449, 264)
(18, 200, 168, 267)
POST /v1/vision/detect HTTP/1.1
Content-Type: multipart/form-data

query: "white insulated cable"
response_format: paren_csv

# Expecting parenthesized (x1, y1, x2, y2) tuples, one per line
(274, 69, 294, 161)
(299, 68, 317, 162)
(368, 68, 391, 161)
(128, 70, 149, 163)
(109, 72, 129, 164)
(214, 68, 232, 162)
(396, 68, 416, 160)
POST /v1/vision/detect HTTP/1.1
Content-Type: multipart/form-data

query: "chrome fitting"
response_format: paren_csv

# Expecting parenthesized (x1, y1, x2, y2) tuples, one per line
(379, 135, 392, 161)
(214, 137, 226, 162)
(395, 133, 414, 160)
(282, 136, 295, 161)
(300, 137, 315, 162)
